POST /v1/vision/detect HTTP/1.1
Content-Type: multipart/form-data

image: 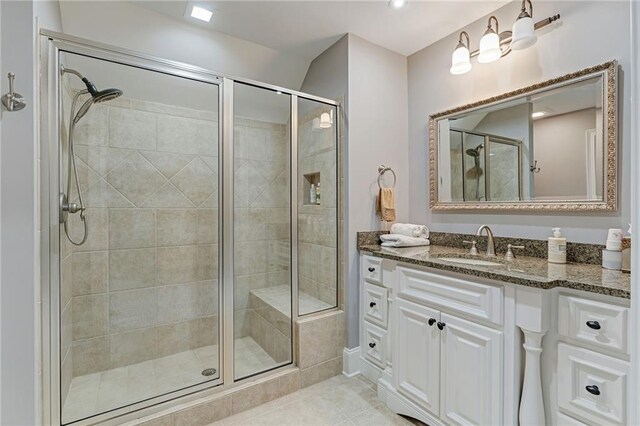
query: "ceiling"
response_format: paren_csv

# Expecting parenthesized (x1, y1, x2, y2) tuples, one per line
(132, 0, 509, 59)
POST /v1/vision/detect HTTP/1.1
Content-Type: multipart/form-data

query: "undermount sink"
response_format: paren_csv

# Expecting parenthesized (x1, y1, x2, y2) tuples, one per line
(437, 257, 503, 267)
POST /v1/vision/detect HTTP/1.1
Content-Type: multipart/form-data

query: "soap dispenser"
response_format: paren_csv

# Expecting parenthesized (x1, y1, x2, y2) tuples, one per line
(548, 227, 567, 264)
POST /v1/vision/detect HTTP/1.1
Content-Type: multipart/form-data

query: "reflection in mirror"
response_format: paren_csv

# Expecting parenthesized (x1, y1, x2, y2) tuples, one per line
(431, 62, 617, 211)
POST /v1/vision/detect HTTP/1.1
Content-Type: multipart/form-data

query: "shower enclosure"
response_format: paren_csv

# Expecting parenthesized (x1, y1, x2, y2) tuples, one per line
(40, 32, 339, 425)
(449, 128, 523, 202)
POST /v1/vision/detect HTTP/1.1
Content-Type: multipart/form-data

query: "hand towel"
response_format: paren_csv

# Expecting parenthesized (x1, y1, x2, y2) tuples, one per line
(376, 188, 396, 222)
(380, 234, 431, 247)
(390, 223, 429, 239)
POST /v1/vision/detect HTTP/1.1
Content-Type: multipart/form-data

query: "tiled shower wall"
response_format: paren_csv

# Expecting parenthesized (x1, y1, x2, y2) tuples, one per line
(297, 107, 338, 308)
(231, 117, 292, 356)
(62, 92, 221, 379)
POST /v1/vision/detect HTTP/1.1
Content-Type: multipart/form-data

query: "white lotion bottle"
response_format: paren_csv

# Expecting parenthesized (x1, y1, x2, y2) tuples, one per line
(310, 183, 317, 204)
(548, 227, 567, 264)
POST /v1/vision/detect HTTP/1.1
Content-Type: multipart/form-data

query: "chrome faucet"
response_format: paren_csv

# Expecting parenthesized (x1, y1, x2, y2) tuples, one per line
(476, 225, 496, 257)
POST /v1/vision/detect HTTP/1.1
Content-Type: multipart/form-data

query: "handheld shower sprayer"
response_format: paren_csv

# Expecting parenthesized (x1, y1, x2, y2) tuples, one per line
(60, 65, 123, 245)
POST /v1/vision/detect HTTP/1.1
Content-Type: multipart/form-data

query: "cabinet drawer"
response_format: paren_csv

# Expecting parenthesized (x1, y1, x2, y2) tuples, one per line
(362, 255, 382, 284)
(557, 412, 588, 425)
(557, 343, 629, 426)
(397, 266, 503, 325)
(363, 282, 388, 328)
(363, 322, 387, 369)
(558, 295, 629, 355)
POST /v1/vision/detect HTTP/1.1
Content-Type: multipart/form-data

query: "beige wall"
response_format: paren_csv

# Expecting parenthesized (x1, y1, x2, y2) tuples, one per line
(533, 108, 597, 199)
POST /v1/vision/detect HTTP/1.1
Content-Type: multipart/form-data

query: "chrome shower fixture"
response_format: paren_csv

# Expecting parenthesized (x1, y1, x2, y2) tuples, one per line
(59, 65, 123, 245)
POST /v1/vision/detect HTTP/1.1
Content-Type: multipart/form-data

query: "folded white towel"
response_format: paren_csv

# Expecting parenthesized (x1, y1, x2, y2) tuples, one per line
(380, 234, 431, 247)
(390, 223, 429, 239)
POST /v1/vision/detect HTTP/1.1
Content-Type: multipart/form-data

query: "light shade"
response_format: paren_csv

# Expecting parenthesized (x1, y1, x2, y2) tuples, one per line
(511, 16, 537, 50)
(478, 31, 501, 63)
(450, 45, 471, 75)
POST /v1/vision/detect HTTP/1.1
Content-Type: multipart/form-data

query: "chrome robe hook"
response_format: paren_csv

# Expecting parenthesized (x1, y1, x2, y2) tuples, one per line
(2, 73, 27, 112)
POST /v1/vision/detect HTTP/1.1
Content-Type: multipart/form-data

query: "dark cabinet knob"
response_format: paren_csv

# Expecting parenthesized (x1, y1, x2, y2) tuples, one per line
(437, 322, 446, 330)
(369, 342, 376, 348)
(585, 385, 600, 396)
(369, 302, 376, 308)
(368, 267, 375, 272)
(586, 321, 601, 330)
(428, 318, 436, 326)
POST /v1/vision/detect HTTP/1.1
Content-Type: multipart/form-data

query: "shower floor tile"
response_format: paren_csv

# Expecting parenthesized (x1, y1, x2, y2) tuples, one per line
(63, 337, 278, 424)
(234, 336, 282, 379)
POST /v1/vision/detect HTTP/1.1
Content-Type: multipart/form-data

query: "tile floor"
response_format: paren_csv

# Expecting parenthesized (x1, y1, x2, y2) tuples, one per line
(250, 285, 333, 316)
(208, 375, 424, 426)
(63, 337, 280, 424)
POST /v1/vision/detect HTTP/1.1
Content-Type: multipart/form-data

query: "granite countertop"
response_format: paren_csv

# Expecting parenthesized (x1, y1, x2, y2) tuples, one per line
(359, 244, 631, 298)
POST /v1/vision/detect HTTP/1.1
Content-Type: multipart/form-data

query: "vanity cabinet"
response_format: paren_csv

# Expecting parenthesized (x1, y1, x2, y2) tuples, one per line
(359, 254, 513, 426)
(358, 251, 631, 426)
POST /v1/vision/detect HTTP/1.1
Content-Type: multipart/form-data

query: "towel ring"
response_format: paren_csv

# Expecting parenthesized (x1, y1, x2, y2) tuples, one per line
(378, 165, 396, 189)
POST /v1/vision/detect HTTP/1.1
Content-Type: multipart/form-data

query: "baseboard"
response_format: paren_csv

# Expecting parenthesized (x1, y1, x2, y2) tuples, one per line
(342, 347, 361, 377)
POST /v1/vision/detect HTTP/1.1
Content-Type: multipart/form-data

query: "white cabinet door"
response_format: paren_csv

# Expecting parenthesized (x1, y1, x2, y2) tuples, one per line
(440, 313, 503, 426)
(394, 298, 441, 416)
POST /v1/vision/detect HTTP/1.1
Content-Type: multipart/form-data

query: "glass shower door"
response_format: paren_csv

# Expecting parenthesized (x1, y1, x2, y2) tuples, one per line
(232, 82, 293, 379)
(59, 53, 221, 424)
(297, 98, 338, 315)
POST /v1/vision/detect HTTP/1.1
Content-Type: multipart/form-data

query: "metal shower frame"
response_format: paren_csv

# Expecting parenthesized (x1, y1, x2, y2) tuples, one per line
(39, 30, 340, 426)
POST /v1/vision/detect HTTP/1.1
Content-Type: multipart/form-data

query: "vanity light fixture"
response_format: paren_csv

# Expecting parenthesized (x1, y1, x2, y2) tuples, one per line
(388, 0, 408, 9)
(449, 1, 560, 75)
(512, 0, 537, 50)
(450, 31, 472, 75)
(191, 5, 213, 22)
(478, 16, 502, 63)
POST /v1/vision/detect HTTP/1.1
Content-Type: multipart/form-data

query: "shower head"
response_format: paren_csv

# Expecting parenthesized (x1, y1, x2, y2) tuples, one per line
(61, 65, 123, 122)
(80, 77, 123, 103)
(465, 144, 484, 157)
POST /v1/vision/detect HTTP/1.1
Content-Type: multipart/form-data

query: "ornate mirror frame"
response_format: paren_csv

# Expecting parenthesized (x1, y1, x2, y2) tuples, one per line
(429, 61, 618, 212)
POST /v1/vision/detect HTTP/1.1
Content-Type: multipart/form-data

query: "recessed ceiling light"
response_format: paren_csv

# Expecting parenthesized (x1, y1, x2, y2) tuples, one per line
(191, 6, 213, 22)
(388, 0, 408, 9)
(532, 111, 546, 118)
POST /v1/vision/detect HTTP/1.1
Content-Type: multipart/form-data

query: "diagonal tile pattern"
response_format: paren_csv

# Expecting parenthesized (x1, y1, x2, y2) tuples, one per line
(106, 152, 166, 206)
(140, 151, 195, 179)
(171, 157, 218, 206)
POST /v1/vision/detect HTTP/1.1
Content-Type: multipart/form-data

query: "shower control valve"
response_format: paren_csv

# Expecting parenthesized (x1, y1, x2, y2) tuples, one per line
(59, 193, 85, 223)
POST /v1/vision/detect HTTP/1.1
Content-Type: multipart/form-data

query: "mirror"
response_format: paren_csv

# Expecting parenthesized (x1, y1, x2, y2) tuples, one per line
(429, 61, 617, 211)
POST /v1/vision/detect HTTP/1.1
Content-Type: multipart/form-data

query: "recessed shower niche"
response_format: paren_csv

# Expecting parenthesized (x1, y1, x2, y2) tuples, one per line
(303, 172, 321, 205)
